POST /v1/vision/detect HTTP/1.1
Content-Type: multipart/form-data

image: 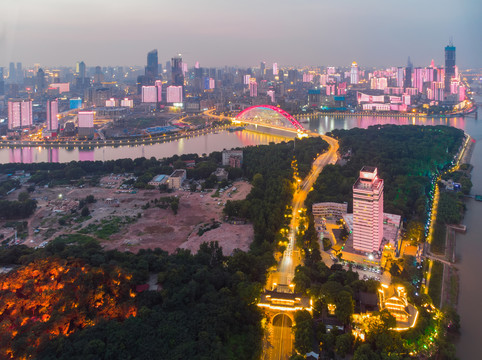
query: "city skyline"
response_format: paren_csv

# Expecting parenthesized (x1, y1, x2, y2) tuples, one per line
(1, 0, 481, 69)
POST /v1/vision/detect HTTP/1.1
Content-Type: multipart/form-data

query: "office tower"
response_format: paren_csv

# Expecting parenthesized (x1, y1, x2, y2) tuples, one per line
(353, 166, 384, 253)
(260, 61, 266, 76)
(16, 62, 23, 82)
(94, 66, 104, 83)
(267, 90, 275, 103)
(155, 80, 162, 101)
(8, 100, 33, 129)
(36, 68, 46, 91)
(244, 74, 251, 85)
(8, 62, 15, 81)
(350, 62, 359, 84)
(166, 86, 183, 103)
(78, 111, 95, 138)
(171, 55, 184, 86)
(46, 99, 59, 132)
(78, 61, 86, 78)
(444, 42, 456, 92)
(146, 49, 158, 79)
(273, 62, 278, 76)
(404, 56, 413, 88)
(249, 81, 258, 97)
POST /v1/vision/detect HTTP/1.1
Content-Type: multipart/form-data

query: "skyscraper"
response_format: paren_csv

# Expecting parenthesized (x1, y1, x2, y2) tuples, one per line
(8, 62, 15, 82)
(404, 56, 413, 88)
(78, 111, 95, 138)
(350, 62, 359, 84)
(171, 55, 184, 86)
(273, 62, 278, 76)
(260, 61, 266, 76)
(166, 86, 183, 103)
(353, 166, 384, 253)
(46, 99, 59, 132)
(444, 42, 456, 92)
(146, 49, 158, 79)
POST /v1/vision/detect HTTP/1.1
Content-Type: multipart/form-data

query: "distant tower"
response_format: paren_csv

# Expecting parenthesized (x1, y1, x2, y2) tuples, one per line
(8, 62, 15, 81)
(146, 49, 158, 79)
(353, 166, 384, 253)
(350, 61, 359, 84)
(171, 54, 184, 86)
(273, 62, 278, 76)
(444, 41, 456, 92)
(260, 61, 266, 76)
(404, 56, 413, 88)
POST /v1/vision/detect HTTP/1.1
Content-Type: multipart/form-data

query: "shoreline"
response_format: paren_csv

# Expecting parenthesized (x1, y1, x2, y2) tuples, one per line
(0, 125, 232, 149)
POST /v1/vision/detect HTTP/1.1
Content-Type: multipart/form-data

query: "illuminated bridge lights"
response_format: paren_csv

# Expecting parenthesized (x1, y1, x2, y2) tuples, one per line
(236, 105, 306, 131)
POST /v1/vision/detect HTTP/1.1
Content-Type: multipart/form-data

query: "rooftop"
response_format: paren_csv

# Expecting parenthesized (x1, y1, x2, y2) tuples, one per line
(170, 169, 186, 178)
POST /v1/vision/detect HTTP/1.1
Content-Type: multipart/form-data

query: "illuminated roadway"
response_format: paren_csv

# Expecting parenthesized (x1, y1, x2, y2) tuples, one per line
(267, 132, 339, 360)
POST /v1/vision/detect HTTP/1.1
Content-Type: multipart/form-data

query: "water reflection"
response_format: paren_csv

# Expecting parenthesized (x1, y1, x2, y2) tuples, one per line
(0, 130, 291, 164)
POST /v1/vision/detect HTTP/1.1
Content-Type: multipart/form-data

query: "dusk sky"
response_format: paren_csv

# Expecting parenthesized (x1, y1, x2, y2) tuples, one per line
(1, 0, 481, 69)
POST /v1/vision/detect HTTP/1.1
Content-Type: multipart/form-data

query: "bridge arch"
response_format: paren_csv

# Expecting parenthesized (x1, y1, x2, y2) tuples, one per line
(236, 105, 305, 131)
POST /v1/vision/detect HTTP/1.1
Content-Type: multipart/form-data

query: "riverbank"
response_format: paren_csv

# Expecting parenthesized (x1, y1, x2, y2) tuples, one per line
(0, 125, 232, 149)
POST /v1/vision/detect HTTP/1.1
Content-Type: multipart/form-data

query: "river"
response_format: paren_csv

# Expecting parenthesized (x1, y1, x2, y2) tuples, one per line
(1, 102, 480, 356)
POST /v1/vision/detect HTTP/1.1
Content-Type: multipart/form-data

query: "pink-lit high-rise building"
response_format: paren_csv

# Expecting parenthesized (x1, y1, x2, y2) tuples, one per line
(249, 81, 257, 97)
(46, 99, 58, 132)
(273, 63, 278, 76)
(8, 99, 33, 130)
(350, 62, 359, 84)
(78, 111, 95, 138)
(353, 166, 384, 253)
(166, 86, 183, 103)
(243, 74, 251, 85)
(267, 90, 275, 103)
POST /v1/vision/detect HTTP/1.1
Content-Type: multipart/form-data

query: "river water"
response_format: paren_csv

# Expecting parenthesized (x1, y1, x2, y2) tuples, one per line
(0, 104, 480, 356)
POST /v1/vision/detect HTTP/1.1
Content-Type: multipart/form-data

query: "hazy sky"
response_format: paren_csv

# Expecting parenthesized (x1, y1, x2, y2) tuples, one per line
(1, 0, 481, 69)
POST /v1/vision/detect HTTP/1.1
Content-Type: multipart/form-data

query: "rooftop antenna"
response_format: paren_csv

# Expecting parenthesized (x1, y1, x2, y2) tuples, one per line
(449, 37, 454, 46)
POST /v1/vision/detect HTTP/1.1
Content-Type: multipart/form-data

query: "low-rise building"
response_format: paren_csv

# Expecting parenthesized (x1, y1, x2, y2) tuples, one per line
(148, 174, 168, 187)
(167, 169, 186, 189)
(213, 168, 228, 181)
(222, 150, 243, 167)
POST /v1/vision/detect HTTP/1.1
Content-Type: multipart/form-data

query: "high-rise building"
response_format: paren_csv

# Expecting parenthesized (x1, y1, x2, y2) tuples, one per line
(244, 74, 251, 85)
(171, 55, 184, 86)
(146, 49, 158, 79)
(353, 166, 384, 253)
(273, 62, 278, 76)
(8, 62, 15, 81)
(260, 61, 266, 76)
(444, 42, 456, 92)
(396, 67, 404, 88)
(16, 63, 23, 82)
(350, 62, 359, 84)
(249, 80, 258, 97)
(8, 100, 33, 129)
(404, 56, 413, 88)
(142, 86, 158, 103)
(267, 90, 275, 103)
(166, 86, 183, 103)
(78, 111, 95, 138)
(412, 67, 424, 93)
(46, 99, 59, 132)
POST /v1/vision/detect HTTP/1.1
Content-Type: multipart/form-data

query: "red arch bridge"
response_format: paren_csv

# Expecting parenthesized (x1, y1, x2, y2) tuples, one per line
(235, 105, 307, 136)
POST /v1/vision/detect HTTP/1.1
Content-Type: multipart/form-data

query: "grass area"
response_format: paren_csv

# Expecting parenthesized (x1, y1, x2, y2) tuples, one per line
(428, 260, 444, 307)
(79, 216, 136, 240)
(431, 221, 446, 255)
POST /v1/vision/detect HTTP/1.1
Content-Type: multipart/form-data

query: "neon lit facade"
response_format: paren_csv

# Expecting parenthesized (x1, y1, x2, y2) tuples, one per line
(236, 105, 305, 131)
(46, 99, 58, 131)
(353, 166, 384, 253)
(8, 99, 33, 129)
(350, 61, 359, 84)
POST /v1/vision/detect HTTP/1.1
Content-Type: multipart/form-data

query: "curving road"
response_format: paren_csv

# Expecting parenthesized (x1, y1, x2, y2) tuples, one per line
(266, 133, 339, 360)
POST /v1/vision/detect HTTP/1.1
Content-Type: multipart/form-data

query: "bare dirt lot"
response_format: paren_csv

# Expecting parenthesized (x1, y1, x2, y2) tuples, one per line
(6, 179, 253, 255)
